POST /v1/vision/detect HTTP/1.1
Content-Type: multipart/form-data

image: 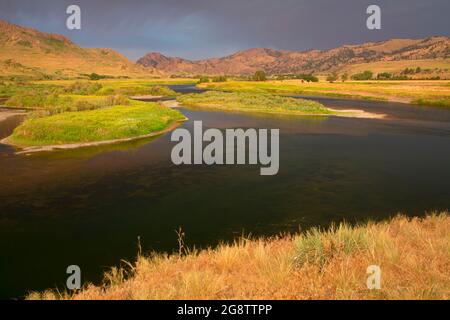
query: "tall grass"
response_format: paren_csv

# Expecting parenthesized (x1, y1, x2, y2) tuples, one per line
(27, 213, 450, 300)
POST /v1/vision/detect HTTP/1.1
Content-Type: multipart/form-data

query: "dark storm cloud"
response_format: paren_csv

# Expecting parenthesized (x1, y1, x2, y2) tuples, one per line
(0, 0, 449, 60)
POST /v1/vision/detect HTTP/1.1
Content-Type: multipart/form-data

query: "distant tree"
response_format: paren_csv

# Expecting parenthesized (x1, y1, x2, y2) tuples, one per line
(253, 70, 267, 81)
(296, 74, 319, 82)
(401, 68, 415, 75)
(341, 73, 349, 82)
(88, 73, 102, 80)
(197, 76, 210, 84)
(212, 76, 227, 82)
(415, 67, 422, 74)
(326, 72, 338, 83)
(351, 70, 373, 80)
(377, 72, 392, 80)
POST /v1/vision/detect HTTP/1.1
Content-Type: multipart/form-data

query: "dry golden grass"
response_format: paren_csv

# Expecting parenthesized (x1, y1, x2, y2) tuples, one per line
(201, 79, 450, 105)
(28, 213, 450, 300)
(340, 59, 450, 79)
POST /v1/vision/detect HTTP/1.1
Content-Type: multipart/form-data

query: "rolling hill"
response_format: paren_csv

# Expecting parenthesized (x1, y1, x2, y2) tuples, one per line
(0, 20, 158, 79)
(137, 37, 450, 76)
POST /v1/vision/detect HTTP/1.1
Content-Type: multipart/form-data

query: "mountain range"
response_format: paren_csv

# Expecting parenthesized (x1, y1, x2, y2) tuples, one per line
(0, 19, 449, 79)
(137, 37, 450, 75)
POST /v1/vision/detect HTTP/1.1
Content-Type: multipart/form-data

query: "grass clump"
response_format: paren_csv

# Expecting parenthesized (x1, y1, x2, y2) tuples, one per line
(177, 91, 331, 115)
(294, 223, 370, 268)
(7, 101, 185, 147)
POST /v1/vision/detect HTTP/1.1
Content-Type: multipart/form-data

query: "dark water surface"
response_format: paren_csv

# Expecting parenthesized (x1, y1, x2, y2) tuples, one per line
(1, 86, 450, 298)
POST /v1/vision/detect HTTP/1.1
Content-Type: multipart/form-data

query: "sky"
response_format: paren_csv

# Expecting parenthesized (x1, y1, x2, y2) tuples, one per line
(0, 0, 449, 61)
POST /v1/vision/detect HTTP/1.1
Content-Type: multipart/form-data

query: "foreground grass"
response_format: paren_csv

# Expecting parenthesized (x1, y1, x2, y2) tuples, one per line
(199, 80, 450, 107)
(29, 213, 450, 300)
(6, 101, 185, 147)
(177, 91, 333, 115)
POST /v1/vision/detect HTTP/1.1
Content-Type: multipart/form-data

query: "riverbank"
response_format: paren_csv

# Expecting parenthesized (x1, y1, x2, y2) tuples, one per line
(177, 91, 385, 119)
(27, 213, 450, 300)
(0, 108, 26, 122)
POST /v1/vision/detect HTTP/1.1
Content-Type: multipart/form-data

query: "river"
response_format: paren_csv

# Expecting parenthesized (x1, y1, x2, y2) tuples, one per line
(1, 85, 450, 299)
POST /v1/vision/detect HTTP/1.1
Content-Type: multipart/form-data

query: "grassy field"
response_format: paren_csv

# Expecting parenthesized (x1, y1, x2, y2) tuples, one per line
(27, 213, 450, 300)
(200, 80, 450, 107)
(340, 59, 450, 80)
(6, 101, 185, 147)
(35, 78, 196, 86)
(177, 91, 333, 115)
(1, 79, 194, 105)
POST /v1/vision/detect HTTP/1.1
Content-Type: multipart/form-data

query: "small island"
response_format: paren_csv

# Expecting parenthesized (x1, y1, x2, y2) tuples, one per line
(177, 91, 385, 119)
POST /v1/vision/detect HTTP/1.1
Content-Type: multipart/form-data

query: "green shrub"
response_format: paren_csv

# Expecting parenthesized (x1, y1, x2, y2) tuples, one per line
(326, 72, 338, 83)
(351, 70, 373, 80)
(377, 72, 392, 80)
(253, 71, 266, 81)
(197, 76, 210, 84)
(212, 76, 228, 83)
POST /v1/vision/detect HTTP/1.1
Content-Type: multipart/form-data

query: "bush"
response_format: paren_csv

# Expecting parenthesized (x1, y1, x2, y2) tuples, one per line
(326, 72, 338, 83)
(86, 73, 112, 81)
(253, 70, 267, 81)
(297, 74, 319, 82)
(212, 76, 227, 83)
(377, 72, 392, 80)
(197, 76, 210, 84)
(351, 70, 373, 80)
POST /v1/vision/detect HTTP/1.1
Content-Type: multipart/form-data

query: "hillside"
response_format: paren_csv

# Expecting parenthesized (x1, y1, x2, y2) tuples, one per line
(137, 37, 450, 76)
(0, 20, 158, 79)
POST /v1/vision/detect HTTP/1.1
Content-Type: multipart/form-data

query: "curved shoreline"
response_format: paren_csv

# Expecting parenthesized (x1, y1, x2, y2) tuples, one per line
(0, 109, 26, 122)
(1, 118, 187, 155)
(178, 103, 386, 120)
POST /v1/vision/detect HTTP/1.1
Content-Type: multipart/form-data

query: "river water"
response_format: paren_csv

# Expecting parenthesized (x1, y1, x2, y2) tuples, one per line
(1, 86, 450, 298)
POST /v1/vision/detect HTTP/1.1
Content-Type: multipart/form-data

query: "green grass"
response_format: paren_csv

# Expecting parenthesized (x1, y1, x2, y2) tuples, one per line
(4, 93, 131, 115)
(295, 224, 370, 268)
(1, 81, 179, 113)
(413, 98, 450, 108)
(199, 80, 450, 105)
(7, 101, 185, 147)
(177, 91, 332, 115)
(199, 81, 387, 101)
(97, 84, 177, 97)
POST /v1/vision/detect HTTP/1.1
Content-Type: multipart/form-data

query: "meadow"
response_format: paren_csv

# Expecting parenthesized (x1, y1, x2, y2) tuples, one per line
(5, 100, 185, 147)
(177, 91, 333, 115)
(1, 79, 187, 148)
(199, 79, 450, 107)
(27, 213, 450, 300)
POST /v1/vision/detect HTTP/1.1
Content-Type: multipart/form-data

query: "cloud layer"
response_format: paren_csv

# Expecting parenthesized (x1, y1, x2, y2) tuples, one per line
(0, 0, 449, 60)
